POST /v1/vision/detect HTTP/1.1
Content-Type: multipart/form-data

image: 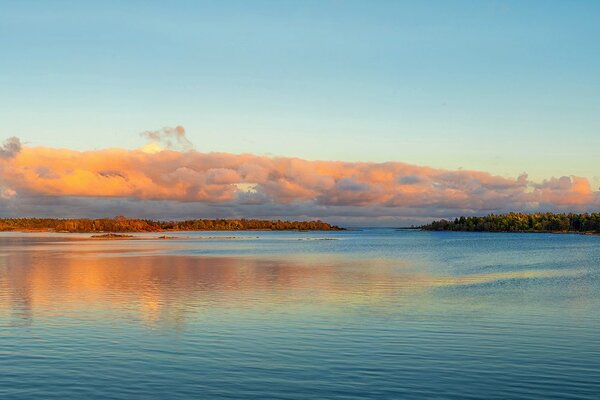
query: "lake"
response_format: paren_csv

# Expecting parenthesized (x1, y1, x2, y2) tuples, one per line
(1, 230, 599, 399)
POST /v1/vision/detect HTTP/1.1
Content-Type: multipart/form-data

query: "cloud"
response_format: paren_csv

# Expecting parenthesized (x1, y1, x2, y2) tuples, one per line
(533, 176, 594, 206)
(140, 126, 193, 152)
(1, 133, 599, 223)
(0, 137, 21, 159)
(0, 187, 16, 199)
(398, 175, 422, 185)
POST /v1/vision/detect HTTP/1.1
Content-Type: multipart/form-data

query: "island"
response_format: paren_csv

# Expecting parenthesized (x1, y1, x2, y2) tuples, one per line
(0, 216, 343, 233)
(422, 212, 600, 234)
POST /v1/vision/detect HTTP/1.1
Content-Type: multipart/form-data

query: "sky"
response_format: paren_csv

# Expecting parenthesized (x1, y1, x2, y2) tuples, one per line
(1, 1, 599, 225)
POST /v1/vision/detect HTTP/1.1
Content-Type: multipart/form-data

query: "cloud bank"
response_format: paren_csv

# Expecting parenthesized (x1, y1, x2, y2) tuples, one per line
(1, 130, 598, 225)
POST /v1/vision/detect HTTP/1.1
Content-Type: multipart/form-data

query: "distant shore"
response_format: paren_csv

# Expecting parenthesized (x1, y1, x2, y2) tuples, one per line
(0, 217, 344, 233)
(419, 228, 599, 236)
(421, 212, 600, 235)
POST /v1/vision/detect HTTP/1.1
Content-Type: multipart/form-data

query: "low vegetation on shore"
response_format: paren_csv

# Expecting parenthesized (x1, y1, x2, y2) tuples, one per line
(90, 233, 134, 239)
(422, 212, 600, 233)
(0, 216, 343, 233)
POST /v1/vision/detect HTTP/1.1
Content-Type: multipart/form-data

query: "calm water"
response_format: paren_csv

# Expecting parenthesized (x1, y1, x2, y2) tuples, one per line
(1, 230, 599, 399)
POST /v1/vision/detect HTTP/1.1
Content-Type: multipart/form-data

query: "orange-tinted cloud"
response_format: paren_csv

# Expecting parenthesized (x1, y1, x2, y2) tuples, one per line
(1, 132, 598, 222)
(533, 176, 594, 206)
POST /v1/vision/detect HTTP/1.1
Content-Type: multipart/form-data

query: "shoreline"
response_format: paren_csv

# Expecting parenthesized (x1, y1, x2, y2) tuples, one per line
(0, 217, 344, 233)
(0, 228, 341, 234)
(420, 229, 600, 236)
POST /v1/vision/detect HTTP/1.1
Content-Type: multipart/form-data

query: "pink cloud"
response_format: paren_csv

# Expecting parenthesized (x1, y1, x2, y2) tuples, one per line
(1, 135, 598, 222)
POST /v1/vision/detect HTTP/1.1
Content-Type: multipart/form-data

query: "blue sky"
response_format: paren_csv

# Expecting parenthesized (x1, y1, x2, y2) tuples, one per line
(1, 0, 599, 185)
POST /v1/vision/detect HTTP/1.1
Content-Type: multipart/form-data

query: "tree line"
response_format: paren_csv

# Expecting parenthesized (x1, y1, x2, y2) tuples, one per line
(0, 216, 343, 233)
(421, 212, 600, 233)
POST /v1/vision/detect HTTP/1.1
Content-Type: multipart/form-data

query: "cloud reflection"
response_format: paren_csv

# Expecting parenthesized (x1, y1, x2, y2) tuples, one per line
(0, 241, 423, 329)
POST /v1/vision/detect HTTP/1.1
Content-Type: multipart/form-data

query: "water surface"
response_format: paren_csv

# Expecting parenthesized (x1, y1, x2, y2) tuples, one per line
(1, 230, 599, 399)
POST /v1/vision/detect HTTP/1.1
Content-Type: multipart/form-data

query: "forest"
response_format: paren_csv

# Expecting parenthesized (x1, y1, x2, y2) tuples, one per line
(0, 216, 343, 233)
(421, 212, 600, 233)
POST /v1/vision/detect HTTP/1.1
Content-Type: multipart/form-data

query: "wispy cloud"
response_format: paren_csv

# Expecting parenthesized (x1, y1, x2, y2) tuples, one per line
(140, 126, 193, 152)
(0, 137, 21, 159)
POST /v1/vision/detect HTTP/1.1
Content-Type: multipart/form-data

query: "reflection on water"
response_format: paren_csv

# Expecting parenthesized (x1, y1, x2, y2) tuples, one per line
(1, 250, 430, 330)
(2, 249, 591, 330)
(1, 231, 599, 399)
